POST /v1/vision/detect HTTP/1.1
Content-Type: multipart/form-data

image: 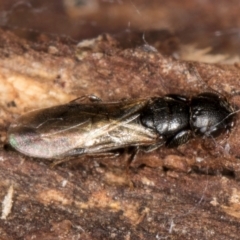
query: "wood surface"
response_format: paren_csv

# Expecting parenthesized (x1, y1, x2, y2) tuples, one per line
(0, 1, 240, 239)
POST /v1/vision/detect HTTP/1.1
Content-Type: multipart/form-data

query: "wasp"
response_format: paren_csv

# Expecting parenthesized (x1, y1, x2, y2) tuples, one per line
(7, 92, 235, 159)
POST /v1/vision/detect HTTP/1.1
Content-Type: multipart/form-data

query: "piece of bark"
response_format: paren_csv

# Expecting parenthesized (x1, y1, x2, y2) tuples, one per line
(1, 29, 240, 239)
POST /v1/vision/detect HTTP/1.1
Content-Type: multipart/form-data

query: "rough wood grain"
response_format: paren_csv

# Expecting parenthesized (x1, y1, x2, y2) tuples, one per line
(1, 28, 240, 239)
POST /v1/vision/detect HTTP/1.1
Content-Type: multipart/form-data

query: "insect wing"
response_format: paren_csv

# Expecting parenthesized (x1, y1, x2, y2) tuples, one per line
(8, 99, 159, 158)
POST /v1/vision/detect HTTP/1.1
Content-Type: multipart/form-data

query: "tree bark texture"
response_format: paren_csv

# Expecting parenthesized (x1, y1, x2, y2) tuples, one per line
(0, 7, 240, 239)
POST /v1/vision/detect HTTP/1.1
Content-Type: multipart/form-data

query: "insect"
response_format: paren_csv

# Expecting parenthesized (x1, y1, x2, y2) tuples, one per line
(7, 92, 235, 159)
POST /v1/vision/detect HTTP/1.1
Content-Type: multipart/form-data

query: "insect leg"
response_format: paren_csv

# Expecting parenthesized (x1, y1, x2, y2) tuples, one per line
(69, 95, 102, 104)
(166, 130, 192, 148)
(140, 142, 165, 153)
(127, 146, 139, 166)
(81, 152, 121, 159)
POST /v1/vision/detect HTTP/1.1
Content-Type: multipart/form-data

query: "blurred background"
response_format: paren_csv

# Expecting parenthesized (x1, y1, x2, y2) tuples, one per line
(1, 0, 240, 63)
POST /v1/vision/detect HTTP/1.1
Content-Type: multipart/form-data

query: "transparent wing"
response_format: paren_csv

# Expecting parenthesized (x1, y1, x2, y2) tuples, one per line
(8, 99, 160, 159)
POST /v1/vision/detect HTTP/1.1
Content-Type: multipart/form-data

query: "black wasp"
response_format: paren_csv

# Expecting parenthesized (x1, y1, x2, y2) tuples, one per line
(7, 92, 235, 159)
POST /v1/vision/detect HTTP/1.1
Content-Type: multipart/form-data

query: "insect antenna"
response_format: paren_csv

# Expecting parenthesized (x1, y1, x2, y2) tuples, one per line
(207, 108, 240, 136)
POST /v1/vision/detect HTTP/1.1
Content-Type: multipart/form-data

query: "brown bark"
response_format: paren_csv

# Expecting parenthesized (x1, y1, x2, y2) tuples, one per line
(1, 18, 240, 239)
